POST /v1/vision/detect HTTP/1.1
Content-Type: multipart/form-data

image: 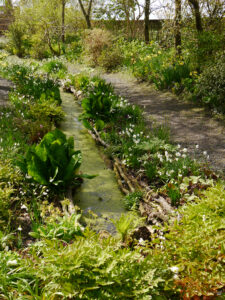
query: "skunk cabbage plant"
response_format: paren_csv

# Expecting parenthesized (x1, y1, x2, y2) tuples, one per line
(20, 129, 82, 189)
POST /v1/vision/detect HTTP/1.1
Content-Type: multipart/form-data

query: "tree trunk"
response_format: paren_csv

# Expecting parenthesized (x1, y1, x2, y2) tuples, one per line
(188, 0, 203, 32)
(144, 0, 150, 43)
(175, 0, 182, 55)
(85, 14, 91, 29)
(4, 0, 13, 15)
(62, 0, 65, 43)
(78, 0, 93, 29)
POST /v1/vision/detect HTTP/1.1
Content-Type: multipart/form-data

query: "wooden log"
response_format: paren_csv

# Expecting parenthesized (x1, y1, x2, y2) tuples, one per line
(154, 196, 173, 214)
(92, 127, 109, 148)
(114, 160, 135, 193)
(113, 164, 130, 195)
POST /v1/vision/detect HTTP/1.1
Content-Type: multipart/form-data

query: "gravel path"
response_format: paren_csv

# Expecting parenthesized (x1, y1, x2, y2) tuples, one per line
(102, 72, 225, 173)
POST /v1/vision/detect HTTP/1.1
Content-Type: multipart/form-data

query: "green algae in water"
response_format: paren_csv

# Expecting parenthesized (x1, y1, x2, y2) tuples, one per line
(60, 91, 125, 232)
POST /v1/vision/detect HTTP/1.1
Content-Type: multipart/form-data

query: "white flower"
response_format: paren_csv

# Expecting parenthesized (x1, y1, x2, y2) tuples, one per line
(195, 144, 199, 149)
(177, 144, 181, 149)
(170, 266, 179, 273)
(202, 215, 206, 222)
(203, 151, 207, 156)
(138, 238, 145, 245)
(18, 226, 22, 231)
(173, 274, 179, 280)
(182, 148, 187, 153)
(21, 204, 28, 211)
(7, 260, 18, 266)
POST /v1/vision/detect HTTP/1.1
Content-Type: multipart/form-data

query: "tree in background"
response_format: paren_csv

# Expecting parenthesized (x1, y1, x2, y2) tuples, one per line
(175, 0, 182, 54)
(62, 0, 66, 43)
(188, 0, 203, 32)
(2, 0, 13, 15)
(93, 0, 144, 38)
(77, 0, 93, 28)
(144, 0, 150, 43)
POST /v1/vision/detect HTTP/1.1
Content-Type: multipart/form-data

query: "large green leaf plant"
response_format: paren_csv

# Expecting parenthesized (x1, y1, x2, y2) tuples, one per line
(20, 129, 82, 189)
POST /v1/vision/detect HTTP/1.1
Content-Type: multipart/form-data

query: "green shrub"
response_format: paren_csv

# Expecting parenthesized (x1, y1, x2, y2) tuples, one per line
(19, 129, 82, 189)
(81, 77, 119, 126)
(123, 191, 143, 210)
(0, 160, 23, 230)
(72, 73, 90, 92)
(29, 33, 50, 59)
(158, 183, 225, 297)
(29, 98, 65, 125)
(26, 232, 165, 299)
(5, 22, 30, 57)
(42, 60, 67, 74)
(0, 251, 35, 297)
(5, 64, 61, 104)
(30, 213, 84, 242)
(64, 36, 83, 61)
(84, 28, 113, 66)
(98, 46, 123, 71)
(194, 53, 225, 112)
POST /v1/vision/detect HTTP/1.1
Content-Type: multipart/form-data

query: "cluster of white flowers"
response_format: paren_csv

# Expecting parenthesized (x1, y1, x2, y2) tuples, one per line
(117, 97, 129, 108)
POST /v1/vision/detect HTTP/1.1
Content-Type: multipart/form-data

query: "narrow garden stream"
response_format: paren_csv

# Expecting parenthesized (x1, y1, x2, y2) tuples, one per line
(60, 91, 126, 233)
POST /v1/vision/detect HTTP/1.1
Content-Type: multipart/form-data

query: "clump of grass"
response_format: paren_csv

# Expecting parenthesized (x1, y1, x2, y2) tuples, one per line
(123, 191, 143, 210)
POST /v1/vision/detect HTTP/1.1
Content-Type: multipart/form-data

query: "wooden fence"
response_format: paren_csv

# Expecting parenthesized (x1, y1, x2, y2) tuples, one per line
(93, 19, 163, 40)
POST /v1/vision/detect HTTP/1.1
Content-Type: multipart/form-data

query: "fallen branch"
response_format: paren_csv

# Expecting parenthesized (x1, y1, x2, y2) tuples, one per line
(114, 159, 135, 193)
(113, 164, 130, 195)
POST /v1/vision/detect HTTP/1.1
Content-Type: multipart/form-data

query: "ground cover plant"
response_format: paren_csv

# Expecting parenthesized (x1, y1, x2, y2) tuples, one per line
(152, 183, 225, 298)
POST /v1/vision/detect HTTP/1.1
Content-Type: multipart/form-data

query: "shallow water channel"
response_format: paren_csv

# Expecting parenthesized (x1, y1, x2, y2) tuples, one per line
(60, 91, 125, 233)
